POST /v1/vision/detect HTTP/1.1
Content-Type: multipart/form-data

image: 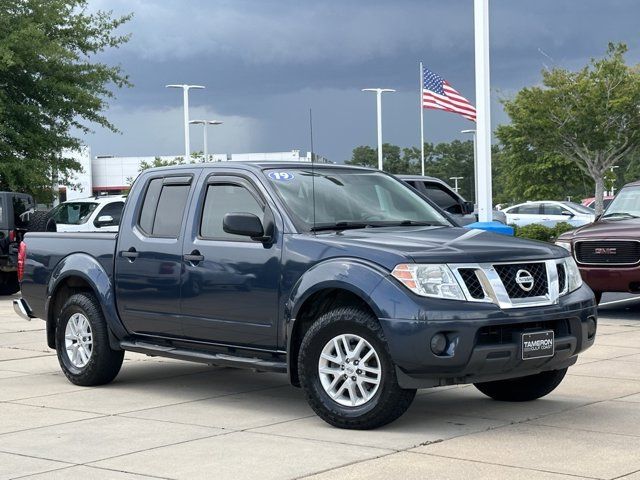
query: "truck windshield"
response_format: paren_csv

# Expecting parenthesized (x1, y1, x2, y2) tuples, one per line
(602, 186, 640, 219)
(265, 168, 451, 231)
(51, 202, 98, 225)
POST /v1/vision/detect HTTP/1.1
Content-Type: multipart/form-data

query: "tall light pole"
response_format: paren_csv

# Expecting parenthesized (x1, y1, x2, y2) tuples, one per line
(461, 129, 477, 206)
(166, 84, 205, 161)
(189, 120, 223, 162)
(450, 176, 464, 193)
(474, 0, 493, 223)
(362, 88, 395, 171)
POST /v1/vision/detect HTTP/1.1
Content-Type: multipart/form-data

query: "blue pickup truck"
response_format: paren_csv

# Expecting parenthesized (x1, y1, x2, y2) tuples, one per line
(15, 163, 597, 429)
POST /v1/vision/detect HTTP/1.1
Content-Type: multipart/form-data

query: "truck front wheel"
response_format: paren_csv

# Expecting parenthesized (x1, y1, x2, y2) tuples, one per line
(474, 368, 568, 402)
(298, 307, 416, 429)
(55, 292, 124, 386)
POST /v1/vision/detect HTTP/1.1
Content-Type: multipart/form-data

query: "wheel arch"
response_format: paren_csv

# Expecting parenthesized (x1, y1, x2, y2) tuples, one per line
(285, 259, 388, 386)
(45, 254, 126, 350)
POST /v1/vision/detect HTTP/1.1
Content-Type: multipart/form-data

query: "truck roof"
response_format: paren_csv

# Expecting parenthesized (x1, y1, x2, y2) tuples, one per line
(143, 161, 374, 174)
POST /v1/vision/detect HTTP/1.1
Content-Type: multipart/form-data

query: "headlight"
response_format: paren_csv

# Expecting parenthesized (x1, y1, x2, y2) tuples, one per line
(391, 264, 465, 300)
(561, 256, 583, 293)
(555, 240, 572, 252)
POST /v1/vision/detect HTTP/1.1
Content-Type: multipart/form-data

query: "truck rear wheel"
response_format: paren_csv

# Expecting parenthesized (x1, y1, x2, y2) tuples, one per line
(298, 306, 416, 429)
(474, 368, 568, 402)
(55, 292, 124, 386)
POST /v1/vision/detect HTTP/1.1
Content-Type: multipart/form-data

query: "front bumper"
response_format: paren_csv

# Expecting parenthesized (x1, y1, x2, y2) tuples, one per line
(372, 281, 597, 389)
(13, 297, 35, 321)
(578, 264, 640, 294)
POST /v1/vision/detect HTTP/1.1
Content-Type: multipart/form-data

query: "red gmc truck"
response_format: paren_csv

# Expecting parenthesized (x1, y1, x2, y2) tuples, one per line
(556, 180, 640, 303)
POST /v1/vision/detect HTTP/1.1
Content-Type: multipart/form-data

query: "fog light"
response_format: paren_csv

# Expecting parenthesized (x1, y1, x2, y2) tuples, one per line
(430, 333, 448, 355)
(587, 316, 597, 339)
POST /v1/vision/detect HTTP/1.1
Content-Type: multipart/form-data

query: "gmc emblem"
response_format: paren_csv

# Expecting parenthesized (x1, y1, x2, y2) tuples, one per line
(594, 247, 617, 255)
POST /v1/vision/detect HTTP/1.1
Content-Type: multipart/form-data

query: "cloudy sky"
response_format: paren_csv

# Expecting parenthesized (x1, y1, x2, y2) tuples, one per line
(84, 0, 640, 163)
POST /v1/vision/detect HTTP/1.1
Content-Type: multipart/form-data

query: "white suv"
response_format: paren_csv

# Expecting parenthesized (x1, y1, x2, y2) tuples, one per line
(51, 195, 127, 232)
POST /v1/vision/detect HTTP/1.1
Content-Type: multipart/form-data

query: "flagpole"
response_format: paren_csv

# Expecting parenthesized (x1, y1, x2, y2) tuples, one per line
(419, 62, 425, 176)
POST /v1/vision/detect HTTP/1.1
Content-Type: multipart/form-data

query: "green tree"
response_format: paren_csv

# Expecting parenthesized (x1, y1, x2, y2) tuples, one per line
(346, 143, 416, 173)
(0, 0, 132, 200)
(497, 43, 640, 214)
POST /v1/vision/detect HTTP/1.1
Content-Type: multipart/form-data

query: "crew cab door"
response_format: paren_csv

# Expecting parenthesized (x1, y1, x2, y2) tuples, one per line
(180, 172, 282, 348)
(115, 173, 197, 336)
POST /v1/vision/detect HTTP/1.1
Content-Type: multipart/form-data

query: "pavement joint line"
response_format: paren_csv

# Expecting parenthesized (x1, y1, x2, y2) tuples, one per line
(611, 468, 640, 480)
(0, 448, 77, 468)
(68, 464, 177, 480)
(295, 449, 400, 480)
(245, 429, 396, 453)
(0, 413, 109, 438)
(111, 382, 292, 416)
(410, 451, 605, 480)
(80, 430, 235, 467)
(599, 297, 640, 307)
(9, 464, 86, 480)
(566, 372, 640, 382)
(529, 419, 640, 439)
(0, 353, 55, 363)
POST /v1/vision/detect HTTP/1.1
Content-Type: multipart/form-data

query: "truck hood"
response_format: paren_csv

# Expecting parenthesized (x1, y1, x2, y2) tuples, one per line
(312, 226, 565, 267)
(558, 217, 640, 240)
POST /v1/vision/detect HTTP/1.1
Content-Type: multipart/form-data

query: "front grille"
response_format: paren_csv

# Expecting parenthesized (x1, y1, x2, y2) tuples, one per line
(493, 262, 548, 299)
(476, 319, 570, 346)
(575, 240, 640, 265)
(458, 268, 485, 299)
(557, 263, 566, 294)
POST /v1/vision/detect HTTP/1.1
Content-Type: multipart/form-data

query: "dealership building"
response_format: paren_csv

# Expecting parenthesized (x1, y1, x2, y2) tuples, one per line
(60, 148, 330, 201)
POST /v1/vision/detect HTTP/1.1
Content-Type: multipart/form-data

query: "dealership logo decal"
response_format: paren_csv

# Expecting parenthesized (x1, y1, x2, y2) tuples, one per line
(515, 269, 534, 292)
(268, 171, 294, 181)
(594, 248, 616, 255)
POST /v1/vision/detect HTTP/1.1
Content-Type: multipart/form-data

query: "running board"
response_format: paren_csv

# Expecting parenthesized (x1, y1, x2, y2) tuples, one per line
(120, 340, 287, 373)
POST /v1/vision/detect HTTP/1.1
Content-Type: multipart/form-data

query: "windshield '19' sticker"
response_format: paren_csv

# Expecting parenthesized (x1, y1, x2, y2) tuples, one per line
(268, 172, 294, 181)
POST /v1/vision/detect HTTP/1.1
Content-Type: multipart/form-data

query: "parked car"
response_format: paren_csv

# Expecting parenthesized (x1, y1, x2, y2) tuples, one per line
(556, 181, 640, 304)
(582, 196, 614, 210)
(16, 163, 596, 429)
(0, 192, 57, 294)
(504, 201, 595, 228)
(50, 195, 126, 232)
(397, 175, 507, 224)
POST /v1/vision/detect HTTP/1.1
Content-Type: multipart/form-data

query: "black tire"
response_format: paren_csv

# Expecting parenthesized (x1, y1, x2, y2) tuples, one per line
(474, 368, 568, 402)
(26, 210, 56, 232)
(0, 271, 19, 295)
(298, 307, 416, 429)
(55, 292, 124, 386)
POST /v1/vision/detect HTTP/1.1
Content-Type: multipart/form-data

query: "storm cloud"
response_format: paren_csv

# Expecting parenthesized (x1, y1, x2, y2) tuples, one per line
(84, 0, 640, 162)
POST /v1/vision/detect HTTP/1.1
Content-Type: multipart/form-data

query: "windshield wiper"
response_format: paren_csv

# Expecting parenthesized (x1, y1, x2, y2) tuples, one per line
(601, 212, 640, 219)
(310, 222, 372, 232)
(395, 220, 445, 227)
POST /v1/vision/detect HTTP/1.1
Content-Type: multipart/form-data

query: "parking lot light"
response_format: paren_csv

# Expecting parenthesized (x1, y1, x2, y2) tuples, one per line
(166, 84, 205, 161)
(362, 88, 396, 171)
(190, 119, 223, 162)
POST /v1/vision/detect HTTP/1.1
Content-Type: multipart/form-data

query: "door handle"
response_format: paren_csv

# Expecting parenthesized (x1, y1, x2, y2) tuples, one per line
(184, 250, 204, 264)
(121, 248, 138, 261)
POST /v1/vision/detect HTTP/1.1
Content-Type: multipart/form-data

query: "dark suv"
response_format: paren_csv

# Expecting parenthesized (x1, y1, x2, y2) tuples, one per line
(0, 192, 35, 294)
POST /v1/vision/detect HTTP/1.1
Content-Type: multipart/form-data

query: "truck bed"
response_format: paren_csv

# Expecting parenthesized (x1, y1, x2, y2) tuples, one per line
(21, 232, 117, 320)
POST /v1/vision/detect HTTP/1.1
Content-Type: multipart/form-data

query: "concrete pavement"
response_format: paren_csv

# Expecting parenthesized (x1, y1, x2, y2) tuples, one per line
(0, 293, 639, 480)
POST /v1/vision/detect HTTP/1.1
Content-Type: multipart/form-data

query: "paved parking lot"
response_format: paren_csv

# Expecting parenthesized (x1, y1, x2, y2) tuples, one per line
(0, 293, 639, 480)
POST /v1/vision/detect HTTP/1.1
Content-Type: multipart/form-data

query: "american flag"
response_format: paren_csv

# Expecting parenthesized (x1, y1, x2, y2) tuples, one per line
(422, 67, 476, 122)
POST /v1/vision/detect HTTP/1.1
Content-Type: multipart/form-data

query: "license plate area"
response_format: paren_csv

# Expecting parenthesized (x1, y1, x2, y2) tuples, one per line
(521, 330, 554, 360)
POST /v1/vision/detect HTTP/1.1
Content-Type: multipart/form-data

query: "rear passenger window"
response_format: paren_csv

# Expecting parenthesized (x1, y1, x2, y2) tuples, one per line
(138, 178, 191, 237)
(201, 184, 264, 240)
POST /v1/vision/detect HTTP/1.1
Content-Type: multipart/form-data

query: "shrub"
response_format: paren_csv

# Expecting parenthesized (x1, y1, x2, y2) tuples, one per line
(513, 222, 576, 243)
(514, 224, 555, 242)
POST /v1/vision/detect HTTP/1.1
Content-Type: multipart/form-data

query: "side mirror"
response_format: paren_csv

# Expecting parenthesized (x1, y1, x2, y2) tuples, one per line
(561, 211, 574, 218)
(95, 215, 114, 227)
(223, 213, 266, 240)
(462, 201, 475, 215)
